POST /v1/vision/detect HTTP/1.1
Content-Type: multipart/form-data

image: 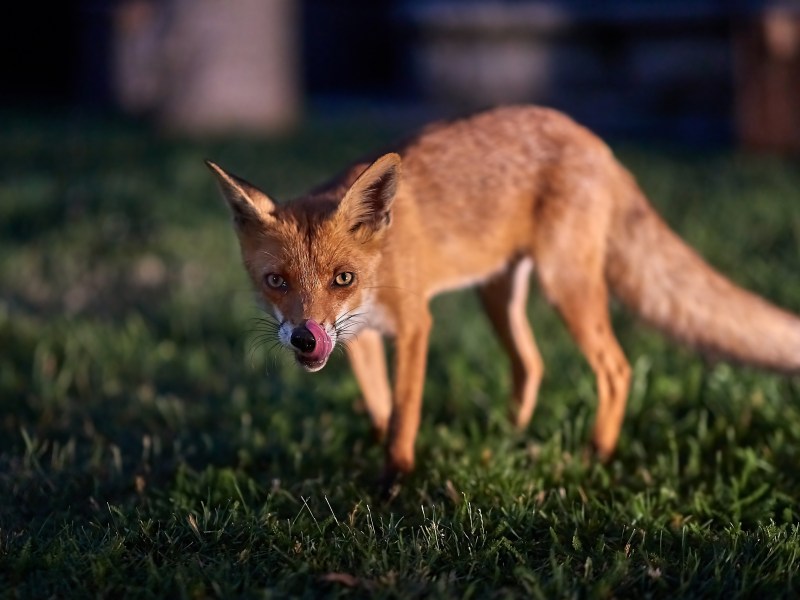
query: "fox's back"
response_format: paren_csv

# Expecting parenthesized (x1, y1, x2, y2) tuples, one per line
(375, 106, 621, 294)
(404, 106, 614, 205)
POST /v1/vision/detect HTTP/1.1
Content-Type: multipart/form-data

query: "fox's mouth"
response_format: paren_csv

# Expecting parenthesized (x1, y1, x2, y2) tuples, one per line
(295, 353, 329, 372)
(291, 319, 334, 372)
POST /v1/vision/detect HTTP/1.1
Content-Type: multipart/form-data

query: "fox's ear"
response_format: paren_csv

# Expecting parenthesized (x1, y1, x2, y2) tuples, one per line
(205, 160, 276, 229)
(338, 153, 401, 234)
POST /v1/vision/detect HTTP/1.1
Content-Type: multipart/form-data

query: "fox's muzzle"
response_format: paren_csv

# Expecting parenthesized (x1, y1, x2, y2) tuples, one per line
(290, 319, 333, 371)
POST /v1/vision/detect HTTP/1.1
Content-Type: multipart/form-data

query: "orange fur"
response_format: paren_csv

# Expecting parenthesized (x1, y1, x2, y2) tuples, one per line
(208, 106, 800, 482)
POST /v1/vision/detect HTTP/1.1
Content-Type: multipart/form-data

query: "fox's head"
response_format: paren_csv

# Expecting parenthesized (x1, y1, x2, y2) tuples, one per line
(207, 154, 400, 371)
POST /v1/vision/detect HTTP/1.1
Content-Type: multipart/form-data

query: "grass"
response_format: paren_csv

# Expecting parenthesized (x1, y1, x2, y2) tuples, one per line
(1, 112, 800, 598)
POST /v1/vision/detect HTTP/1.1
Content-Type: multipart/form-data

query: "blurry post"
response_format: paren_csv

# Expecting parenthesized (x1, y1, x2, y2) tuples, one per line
(113, 0, 300, 135)
(734, 6, 800, 154)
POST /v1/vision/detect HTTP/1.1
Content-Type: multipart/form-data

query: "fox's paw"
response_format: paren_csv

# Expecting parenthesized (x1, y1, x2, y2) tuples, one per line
(377, 467, 403, 502)
(378, 455, 414, 501)
(370, 423, 388, 445)
(590, 438, 616, 463)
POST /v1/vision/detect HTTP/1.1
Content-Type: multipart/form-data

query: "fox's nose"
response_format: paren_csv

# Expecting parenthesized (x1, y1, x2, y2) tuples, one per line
(290, 326, 316, 353)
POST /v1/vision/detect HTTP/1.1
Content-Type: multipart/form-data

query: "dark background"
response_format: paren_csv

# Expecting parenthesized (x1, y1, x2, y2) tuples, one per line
(1, 0, 799, 149)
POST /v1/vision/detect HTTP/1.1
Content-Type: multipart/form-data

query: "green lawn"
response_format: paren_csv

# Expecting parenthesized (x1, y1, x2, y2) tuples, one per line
(2, 113, 800, 598)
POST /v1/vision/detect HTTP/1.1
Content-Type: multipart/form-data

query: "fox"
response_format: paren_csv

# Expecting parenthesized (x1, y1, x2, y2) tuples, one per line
(207, 105, 800, 486)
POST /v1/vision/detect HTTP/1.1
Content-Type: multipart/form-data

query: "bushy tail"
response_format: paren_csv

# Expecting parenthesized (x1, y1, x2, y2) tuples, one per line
(605, 172, 800, 374)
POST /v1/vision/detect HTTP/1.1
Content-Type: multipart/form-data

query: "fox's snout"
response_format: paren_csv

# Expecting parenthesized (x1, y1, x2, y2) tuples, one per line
(286, 319, 334, 372)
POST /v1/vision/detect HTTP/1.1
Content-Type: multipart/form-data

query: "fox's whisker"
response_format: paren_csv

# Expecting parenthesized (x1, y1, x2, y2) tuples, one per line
(335, 310, 365, 326)
(338, 319, 366, 331)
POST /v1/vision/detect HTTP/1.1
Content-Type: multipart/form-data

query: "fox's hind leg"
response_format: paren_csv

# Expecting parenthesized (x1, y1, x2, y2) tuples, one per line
(346, 328, 392, 441)
(534, 214, 632, 459)
(478, 257, 544, 430)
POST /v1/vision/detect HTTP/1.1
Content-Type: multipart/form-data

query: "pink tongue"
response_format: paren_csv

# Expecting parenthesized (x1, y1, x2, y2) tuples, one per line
(304, 319, 332, 361)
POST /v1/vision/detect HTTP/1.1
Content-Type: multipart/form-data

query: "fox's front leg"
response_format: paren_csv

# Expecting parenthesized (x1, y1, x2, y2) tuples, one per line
(383, 311, 432, 480)
(346, 328, 392, 441)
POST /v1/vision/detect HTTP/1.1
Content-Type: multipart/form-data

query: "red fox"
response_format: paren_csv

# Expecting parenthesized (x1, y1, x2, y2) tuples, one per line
(207, 106, 800, 484)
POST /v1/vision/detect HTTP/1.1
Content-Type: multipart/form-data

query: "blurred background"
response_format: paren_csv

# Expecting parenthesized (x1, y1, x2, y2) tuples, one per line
(2, 0, 800, 150)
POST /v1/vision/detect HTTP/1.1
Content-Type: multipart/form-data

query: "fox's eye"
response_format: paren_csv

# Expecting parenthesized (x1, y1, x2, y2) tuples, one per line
(333, 272, 355, 287)
(264, 273, 286, 289)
